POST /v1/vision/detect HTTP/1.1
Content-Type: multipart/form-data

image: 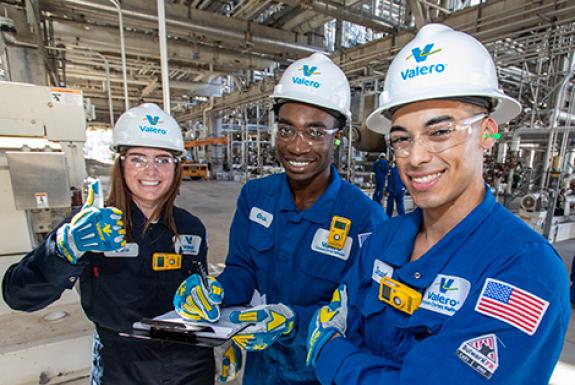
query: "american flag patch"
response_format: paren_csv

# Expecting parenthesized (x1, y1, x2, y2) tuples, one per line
(475, 278, 549, 336)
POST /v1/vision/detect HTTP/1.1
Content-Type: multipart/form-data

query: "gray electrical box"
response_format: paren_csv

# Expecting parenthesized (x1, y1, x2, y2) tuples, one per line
(6, 152, 71, 209)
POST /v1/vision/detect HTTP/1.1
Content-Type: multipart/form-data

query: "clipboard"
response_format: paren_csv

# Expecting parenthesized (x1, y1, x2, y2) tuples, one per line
(121, 307, 252, 347)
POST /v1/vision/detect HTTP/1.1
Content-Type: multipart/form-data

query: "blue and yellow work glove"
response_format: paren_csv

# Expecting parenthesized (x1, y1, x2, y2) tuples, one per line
(306, 284, 348, 367)
(56, 179, 126, 264)
(173, 274, 224, 322)
(217, 342, 242, 383)
(230, 303, 295, 351)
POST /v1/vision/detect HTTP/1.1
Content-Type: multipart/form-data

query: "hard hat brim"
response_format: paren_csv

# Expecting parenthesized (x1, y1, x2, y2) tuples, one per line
(366, 90, 522, 135)
(270, 92, 351, 120)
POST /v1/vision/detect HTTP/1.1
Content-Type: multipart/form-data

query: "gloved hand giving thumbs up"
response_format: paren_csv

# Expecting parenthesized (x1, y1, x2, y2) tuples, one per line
(56, 179, 126, 264)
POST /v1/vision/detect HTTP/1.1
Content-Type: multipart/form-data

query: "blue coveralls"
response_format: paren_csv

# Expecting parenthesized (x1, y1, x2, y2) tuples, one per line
(217, 165, 387, 385)
(372, 158, 390, 204)
(2, 204, 215, 385)
(386, 166, 405, 217)
(570, 255, 575, 304)
(315, 187, 571, 385)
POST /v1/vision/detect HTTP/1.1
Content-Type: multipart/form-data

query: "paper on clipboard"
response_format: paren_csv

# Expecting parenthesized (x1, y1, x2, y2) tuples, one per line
(153, 307, 249, 340)
(127, 306, 251, 346)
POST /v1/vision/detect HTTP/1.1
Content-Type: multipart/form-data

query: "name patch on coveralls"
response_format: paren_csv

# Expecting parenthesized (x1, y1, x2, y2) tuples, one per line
(456, 334, 499, 379)
(372, 259, 394, 283)
(249, 207, 273, 228)
(420, 274, 470, 316)
(311, 228, 352, 260)
(174, 235, 202, 255)
(104, 243, 139, 257)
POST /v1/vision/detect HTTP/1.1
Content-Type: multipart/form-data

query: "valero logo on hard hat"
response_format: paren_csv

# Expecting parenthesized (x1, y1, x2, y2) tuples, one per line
(145, 114, 161, 125)
(292, 65, 321, 89)
(301, 65, 320, 77)
(406, 43, 441, 63)
(139, 115, 167, 135)
(401, 43, 445, 80)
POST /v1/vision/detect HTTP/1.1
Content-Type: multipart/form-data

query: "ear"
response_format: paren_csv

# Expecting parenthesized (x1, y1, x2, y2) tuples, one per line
(481, 118, 499, 150)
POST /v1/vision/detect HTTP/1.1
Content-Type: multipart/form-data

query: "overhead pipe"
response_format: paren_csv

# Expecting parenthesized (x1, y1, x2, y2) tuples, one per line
(108, 0, 130, 111)
(295, 0, 400, 33)
(57, 0, 322, 55)
(156, 0, 170, 113)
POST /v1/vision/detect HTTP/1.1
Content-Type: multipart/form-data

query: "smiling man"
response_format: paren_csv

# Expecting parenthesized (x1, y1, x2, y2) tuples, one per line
(174, 53, 386, 384)
(306, 24, 571, 385)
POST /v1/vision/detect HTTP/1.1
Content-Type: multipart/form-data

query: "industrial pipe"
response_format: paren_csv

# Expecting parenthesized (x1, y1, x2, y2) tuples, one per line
(156, 0, 171, 113)
(59, 0, 322, 55)
(541, 52, 575, 189)
(108, 0, 130, 111)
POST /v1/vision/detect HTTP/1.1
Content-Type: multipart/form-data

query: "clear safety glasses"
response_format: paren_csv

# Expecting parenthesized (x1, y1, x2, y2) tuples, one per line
(389, 113, 487, 158)
(276, 124, 339, 146)
(121, 154, 179, 170)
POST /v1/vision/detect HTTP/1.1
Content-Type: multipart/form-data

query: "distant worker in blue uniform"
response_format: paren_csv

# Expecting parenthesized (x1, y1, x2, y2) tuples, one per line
(174, 52, 387, 385)
(372, 154, 389, 204)
(385, 159, 405, 217)
(306, 24, 571, 385)
(3, 103, 215, 385)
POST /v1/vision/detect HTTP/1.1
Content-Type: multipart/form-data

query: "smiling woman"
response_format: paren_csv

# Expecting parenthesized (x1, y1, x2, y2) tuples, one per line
(2, 103, 216, 385)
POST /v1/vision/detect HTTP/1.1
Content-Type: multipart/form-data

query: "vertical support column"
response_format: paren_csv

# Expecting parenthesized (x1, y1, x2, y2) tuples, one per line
(109, 0, 130, 111)
(157, 0, 171, 113)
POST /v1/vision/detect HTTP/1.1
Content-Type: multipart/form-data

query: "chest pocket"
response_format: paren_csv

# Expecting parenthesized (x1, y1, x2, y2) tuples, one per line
(300, 252, 348, 285)
(248, 220, 274, 251)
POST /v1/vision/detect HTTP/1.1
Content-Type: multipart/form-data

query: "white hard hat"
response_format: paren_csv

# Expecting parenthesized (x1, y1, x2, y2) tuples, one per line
(366, 24, 522, 135)
(111, 103, 185, 156)
(270, 52, 351, 120)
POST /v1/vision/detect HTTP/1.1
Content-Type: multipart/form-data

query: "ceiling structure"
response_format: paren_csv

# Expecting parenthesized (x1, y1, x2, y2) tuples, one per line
(0, 0, 574, 137)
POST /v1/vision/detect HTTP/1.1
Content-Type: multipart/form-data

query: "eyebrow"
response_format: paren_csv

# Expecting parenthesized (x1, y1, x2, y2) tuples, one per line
(127, 152, 172, 158)
(277, 118, 328, 129)
(390, 115, 455, 134)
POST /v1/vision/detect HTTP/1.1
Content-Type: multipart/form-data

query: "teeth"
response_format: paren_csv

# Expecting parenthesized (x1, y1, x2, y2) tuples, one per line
(141, 180, 160, 186)
(412, 172, 443, 184)
(289, 160, 310, 167)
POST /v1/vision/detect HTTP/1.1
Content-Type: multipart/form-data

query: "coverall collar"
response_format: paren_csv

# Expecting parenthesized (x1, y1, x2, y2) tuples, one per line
(279, 164, 342, 224)
(130, 201, 169, 229)
(387, 186, 497, 289)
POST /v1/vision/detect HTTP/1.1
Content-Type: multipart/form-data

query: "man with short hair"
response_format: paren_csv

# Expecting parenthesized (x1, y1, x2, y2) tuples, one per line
(175, 53, 386, 385)
(306, 24, 570, 385)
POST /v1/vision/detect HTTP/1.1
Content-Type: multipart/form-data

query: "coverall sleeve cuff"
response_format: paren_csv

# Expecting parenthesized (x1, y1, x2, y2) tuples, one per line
(42, 234, 86, 289)
(315, 336, 359, 385)
(278, 304, 316, 347)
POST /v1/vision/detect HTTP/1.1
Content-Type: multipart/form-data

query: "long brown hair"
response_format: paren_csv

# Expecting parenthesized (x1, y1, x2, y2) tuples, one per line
(106, 148, 183, 241)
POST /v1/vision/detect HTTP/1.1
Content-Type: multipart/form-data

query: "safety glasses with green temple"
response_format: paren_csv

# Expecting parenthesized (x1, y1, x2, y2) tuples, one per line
(389, 113, 489, 158)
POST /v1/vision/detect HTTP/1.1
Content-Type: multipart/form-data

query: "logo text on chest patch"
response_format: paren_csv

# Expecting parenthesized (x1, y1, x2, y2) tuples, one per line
(174, 234, 202, 255)
(420, 274, 470, 316)
(311, 228, 352, 260)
